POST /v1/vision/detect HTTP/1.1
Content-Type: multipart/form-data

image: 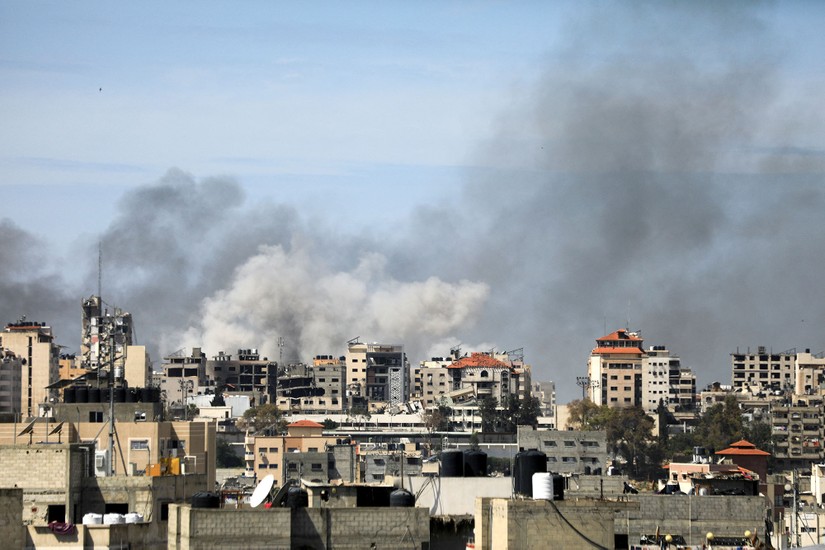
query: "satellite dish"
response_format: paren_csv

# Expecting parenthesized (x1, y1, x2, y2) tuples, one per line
(250, 474, 275, 508)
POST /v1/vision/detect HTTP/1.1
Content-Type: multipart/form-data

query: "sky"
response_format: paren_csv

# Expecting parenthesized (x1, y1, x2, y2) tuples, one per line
(2, 1, 825, 401)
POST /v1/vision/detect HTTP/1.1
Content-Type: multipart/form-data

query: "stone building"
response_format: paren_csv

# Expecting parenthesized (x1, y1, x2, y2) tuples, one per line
(1, 319, 60, 419)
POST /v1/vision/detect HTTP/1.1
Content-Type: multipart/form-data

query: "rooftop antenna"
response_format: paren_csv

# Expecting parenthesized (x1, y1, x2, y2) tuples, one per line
(98, 241, 103, 301)
(277, 337, 285, 365)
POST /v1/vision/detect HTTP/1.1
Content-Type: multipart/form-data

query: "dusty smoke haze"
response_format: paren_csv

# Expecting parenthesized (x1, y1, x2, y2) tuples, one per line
(2, 3, 824, 398)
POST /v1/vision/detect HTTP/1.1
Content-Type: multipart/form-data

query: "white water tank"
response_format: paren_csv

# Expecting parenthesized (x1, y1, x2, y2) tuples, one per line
(532, 472, 554, 501)
(103, 513, 125, 525)
(124, 513, 144, 524)
(82, 513, 102, 525)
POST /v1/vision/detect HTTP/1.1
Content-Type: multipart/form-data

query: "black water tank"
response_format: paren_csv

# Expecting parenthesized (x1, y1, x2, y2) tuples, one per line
(464, 450, 488, 477)
(144, 387, 160, 402)
(552, 474, 565, 501)
(286, 487, 308, 508)
(514, 449, 547, 497)
(76, 386, 89, 403)
(64, 387, 76, 403)
(125, 388, 136, 403)
(114, 388, 126, 403)
(440, 450, 464, 477)
(389, 489, 415, 507)
(89, 387, 101, 403)
(191, 492, 220, 509)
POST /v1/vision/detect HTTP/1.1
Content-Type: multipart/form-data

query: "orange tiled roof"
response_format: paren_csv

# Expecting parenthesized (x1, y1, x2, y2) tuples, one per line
(598, 330, 642, 341)
(716, 439, 770, 456)
(288, 420, 324, 428)
(448, 352, 510, 369)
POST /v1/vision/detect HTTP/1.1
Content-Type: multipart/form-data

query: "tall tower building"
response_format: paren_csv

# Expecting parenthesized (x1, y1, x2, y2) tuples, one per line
(586, 330, 645, 408)
(1, 318, 60, 418)
(345, 340, 407, 406)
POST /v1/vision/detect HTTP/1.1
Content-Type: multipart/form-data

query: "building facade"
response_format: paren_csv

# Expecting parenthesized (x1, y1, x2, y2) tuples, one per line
(1, 319, 60, 418)
(587, 330, 645, 408)
(731, 346, 795, 392)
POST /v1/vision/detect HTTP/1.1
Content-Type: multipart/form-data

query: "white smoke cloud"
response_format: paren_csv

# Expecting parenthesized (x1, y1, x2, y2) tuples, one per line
(178, 242, 490, 362)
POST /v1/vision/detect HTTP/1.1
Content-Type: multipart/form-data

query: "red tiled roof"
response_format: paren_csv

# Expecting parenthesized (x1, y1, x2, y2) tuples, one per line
(448, 352, 510, 369)
(598, 330, 642, 341)
(288, 420, 324, 428)
(592, 347, 644, 355)
(716, 439, 770, 456)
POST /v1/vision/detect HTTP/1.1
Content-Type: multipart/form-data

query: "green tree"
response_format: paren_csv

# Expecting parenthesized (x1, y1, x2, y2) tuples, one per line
(469, 431, 480, 451)
(423, 404, 452, 433)
(479, 396, 499, 433)
(507, 394, 541, 429)
(606, 407, 656, 478)
(566, 399, 604, 430)
(693, 394, 743, 452)
(240, 403, 286, 435)
(216, 438, 243, 468)
(322, 418, 340, 430)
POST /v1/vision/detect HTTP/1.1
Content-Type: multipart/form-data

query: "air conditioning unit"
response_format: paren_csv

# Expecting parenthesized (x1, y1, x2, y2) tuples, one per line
(94, 450, 110, 477)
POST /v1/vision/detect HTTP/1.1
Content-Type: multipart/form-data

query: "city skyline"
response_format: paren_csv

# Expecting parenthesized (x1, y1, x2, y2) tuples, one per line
(2, 2, 825, 398)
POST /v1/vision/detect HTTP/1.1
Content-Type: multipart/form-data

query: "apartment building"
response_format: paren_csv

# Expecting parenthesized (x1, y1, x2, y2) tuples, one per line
(795, 350, 825, 395)
(159, 347, 207, 409)
(517, 426, 609, 475)
(207, 348, 277, 399)
(770, 395, 825, 471)
(417, 349, 531, 410)
(244, 420, 355, 485)
(587, 330, 645, 408)
(0, 348, 22, 417)
(731, 346, 795, 392)
(1, 319, 60, 418)
(345, 341, 408, 406)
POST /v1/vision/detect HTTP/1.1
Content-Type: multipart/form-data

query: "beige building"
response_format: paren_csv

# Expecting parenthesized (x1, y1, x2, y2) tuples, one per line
(0, 349, 23, 417)
(587, 329, 644, 408)
(0, 418, 217, 488)
(731, 346, 795, 392)
(345, 341, 408, 406)
(418, 349, 532, 409)
(795, 350, 825, 395)
(244, 420, 347, 485)
(1, 319, 60, 418)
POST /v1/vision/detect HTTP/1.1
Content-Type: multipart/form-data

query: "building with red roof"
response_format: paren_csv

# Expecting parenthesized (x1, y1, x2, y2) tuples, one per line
(716, 439, 770, 489)
(586, 330, 646, 407)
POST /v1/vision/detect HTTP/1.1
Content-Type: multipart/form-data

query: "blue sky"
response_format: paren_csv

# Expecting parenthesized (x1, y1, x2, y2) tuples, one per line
(3, 1, 825, 398)
(0, 2, 573, 241)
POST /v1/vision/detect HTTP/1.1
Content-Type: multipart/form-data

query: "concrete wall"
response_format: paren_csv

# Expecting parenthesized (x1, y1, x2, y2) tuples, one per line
(620, 494, 766, 546)
(0, 489, 24, 550)
(24, 522, 167, 550)
(475, 497, 617, 550)
(405, 475, 512, 516)
(168, 504, 430, 550)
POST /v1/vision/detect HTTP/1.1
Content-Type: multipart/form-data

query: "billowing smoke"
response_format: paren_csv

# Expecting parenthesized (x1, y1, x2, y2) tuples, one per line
(2, 3, 824, 399)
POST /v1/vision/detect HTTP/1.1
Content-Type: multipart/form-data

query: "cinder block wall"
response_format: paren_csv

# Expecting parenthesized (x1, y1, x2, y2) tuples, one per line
(622, 494, 766, 545)
(0, 489, 24, 550)
(168, 505, 430, 550)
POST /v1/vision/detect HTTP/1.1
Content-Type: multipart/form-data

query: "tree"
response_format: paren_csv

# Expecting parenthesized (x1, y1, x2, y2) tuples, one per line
(566, 399, 603, 430)
(239, 403, 286, 435)
(210, 385, 226, 407)
(479, 396, 499, 433)
(693, 394, 744, 452)
(507, 394, 541, 429)
(322, 418, 340, 430)
(423, 404, 452, 433)
(216, 438, 243, 468)
(606, 407, 656, 478)
(469, 431, 480, 451)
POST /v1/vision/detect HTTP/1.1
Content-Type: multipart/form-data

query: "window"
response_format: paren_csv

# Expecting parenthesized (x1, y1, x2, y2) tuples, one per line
(311, 463, 323, 471)
(562, 457, 577, 463)
(563, 441, 576, 447)
(269, 464, 278, 469)
(130, 439, 149, 450)
(543, 440, 557, 447)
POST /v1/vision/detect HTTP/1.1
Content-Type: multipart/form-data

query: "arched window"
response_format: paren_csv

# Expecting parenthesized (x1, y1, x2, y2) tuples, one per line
(480, 370, 489, 378)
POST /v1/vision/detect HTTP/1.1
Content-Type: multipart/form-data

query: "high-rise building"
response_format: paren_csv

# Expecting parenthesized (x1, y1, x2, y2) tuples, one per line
(586, 329, 644, 408)
(345, 341, 408, 406)
(0, 348, 23, 417)
(731, 346, 795, 392)
(80, 295, 134, 371)
(1, 319, 60, 418)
